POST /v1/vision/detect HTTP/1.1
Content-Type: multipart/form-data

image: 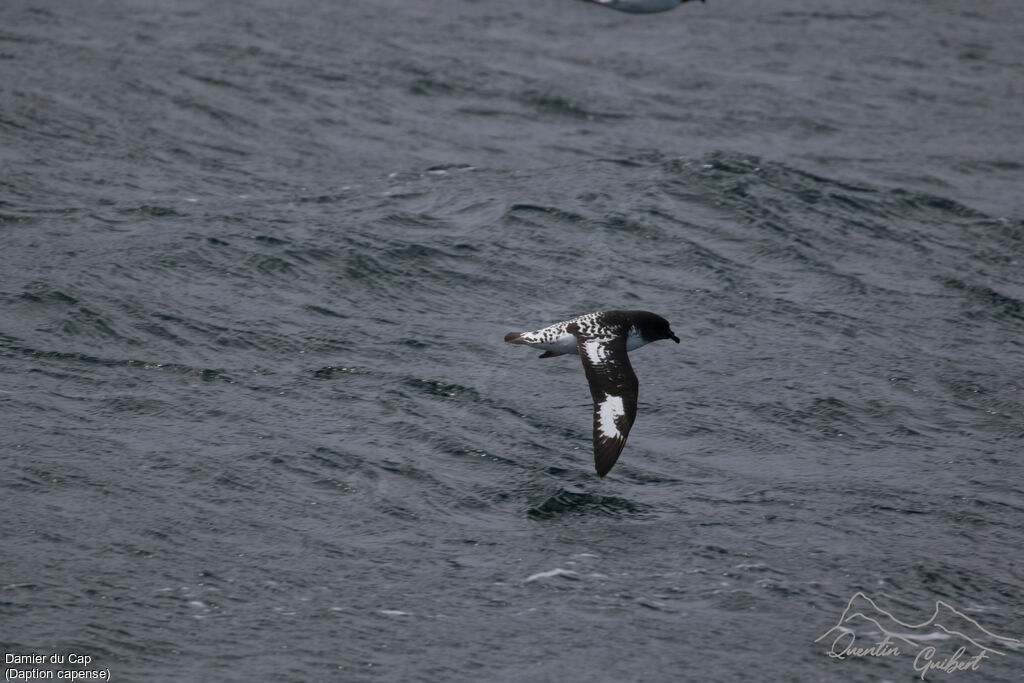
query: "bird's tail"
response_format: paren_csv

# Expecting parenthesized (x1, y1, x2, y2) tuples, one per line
(504, 332, 526, 344)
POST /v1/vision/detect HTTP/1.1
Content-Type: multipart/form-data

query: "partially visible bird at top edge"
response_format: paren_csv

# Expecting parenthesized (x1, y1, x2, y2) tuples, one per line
(580, 0, 704, 15)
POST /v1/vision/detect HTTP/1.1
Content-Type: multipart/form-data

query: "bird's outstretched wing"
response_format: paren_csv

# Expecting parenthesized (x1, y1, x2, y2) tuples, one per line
(569, 325, 639, 477)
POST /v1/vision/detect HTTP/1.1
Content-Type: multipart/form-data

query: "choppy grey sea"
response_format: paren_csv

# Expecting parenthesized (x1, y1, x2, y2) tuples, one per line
(3, 1, 1023, 681)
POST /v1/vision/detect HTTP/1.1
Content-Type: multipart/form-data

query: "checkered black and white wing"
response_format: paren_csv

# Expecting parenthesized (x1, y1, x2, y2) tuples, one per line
(570, 328, 639, 477)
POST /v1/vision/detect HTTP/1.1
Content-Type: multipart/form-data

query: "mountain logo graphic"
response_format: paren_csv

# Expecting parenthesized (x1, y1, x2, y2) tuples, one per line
(815, 592, 1021, 679)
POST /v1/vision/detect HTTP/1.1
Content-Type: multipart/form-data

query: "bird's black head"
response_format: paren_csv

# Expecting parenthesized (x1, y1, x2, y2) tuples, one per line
(634, 311, 680, 344)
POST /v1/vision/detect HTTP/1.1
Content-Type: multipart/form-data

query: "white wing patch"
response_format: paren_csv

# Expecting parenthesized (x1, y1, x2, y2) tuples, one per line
(581, 336, 616, 366)
(596, 394, 625, 439)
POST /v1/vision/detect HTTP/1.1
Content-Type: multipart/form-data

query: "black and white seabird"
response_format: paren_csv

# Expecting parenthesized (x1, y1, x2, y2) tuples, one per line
(580, 0, 703, 14)
(505, 310, 679, 478)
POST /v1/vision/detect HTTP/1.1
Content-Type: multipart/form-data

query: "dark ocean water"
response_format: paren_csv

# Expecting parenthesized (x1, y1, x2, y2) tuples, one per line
(2, 1, 1023, 681)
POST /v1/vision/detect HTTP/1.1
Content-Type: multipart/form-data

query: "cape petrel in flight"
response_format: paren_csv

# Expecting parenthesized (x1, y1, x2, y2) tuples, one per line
(505, 310, 679, 477)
